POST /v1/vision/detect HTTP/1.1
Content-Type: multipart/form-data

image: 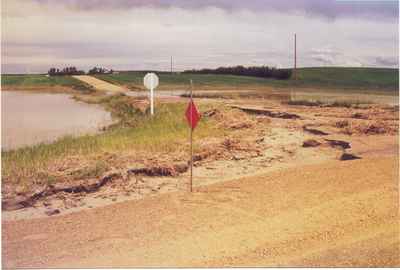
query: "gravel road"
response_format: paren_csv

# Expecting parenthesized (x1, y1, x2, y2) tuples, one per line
(73, 75, 127, 93)
(2, 156, 398, 267)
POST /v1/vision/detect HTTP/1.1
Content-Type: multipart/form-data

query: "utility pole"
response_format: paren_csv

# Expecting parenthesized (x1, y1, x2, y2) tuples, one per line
(170, 56, 173, 74)
(294, 33, 297, 81)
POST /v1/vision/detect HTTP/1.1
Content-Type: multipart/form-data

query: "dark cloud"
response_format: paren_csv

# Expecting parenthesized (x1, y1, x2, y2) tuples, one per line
(32, 0, 398, 20)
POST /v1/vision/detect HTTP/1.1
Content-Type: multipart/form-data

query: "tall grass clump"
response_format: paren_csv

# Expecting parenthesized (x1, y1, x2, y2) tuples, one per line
(2, 98, 222, 185)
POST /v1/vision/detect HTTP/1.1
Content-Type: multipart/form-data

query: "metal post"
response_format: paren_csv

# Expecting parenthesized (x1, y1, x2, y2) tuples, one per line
(150, 86, 154, 115)
(171, 56, 173, 74)
(151, 74, 155, 115)
(189, 80, 193, 192)
(294, 33, 297, 81)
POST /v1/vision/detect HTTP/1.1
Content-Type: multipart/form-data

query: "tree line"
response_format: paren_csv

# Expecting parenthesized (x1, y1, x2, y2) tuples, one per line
(183, 65, 292, 80)
(48, 67, 85, 76)
(48, 66, 113, 76)
(88, 66, 114, 75)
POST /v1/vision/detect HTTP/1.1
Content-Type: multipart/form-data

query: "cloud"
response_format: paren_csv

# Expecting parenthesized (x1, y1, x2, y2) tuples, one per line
(1, 0, 399, 73)
(373, 56, 399, 67)
(30, 0, 399, 21)
(306, 45, 399, 68)
(309, 47, 340, 65)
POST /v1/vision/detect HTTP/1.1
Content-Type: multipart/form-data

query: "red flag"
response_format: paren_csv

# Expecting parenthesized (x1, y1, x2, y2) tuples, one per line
(185, 100, 200, 130)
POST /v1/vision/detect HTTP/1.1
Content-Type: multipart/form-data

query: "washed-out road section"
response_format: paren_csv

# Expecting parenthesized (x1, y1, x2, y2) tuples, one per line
(2, 156, 398, 267)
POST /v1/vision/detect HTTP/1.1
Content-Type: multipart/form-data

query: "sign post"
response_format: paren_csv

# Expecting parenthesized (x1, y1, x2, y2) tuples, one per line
(185, 80, 200, 192)
(143, 73, 159, 115)
(190, 81, 193, 192)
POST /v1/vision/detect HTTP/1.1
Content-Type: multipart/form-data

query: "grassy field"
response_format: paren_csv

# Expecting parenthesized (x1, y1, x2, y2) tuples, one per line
(2, 94, 224, 188)
(2, 67, 398, 93)
(95, 67, 399, 92)
(296, 67, 398, 91)
(95, 72, 275, 89)
(1, 74, 92, 91)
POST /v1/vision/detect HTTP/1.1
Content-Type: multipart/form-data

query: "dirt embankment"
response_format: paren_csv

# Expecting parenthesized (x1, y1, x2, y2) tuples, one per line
(2, 156, 398, 268)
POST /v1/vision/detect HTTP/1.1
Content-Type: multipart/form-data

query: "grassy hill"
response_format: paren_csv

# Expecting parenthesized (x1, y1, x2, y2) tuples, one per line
(296, 67, 398, 91)
(94, 67, 398, 92)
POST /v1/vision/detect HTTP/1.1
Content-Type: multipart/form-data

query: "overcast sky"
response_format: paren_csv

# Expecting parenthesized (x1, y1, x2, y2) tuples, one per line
(1, 0, 399, 73)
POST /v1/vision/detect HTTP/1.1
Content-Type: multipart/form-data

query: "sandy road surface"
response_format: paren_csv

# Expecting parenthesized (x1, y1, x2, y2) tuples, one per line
(73, 75, 127, 93)
(2, 156, 399, 268)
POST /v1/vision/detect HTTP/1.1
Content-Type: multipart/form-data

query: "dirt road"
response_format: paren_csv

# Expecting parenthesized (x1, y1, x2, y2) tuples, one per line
(2, 156, 398, 268)
(73, 75, 127, 93)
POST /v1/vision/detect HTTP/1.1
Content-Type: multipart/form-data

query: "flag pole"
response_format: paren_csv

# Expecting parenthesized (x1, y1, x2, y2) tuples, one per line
(189, 80, 193, 192)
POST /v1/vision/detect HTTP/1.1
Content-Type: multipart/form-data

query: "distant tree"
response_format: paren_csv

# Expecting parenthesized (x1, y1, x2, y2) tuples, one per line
(183, 65, 292, 80)
(48, 67, 56, 76)
(88, 66, 112, 75)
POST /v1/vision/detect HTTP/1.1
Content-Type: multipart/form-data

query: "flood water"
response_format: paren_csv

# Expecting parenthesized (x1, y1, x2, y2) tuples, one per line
(1, 91, 113, 151)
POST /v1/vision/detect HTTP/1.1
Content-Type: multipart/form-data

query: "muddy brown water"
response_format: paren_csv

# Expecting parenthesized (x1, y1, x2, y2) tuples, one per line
(1, 91, 113, 150)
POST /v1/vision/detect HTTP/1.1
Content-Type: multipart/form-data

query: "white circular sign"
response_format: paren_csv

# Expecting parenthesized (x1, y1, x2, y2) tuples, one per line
(143, 73, 159, 90)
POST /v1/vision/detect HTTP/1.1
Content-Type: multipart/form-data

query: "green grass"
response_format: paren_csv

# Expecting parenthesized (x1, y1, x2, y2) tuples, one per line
(1, 74, 92, 91)
(95, 67, 398, 92)
(95, 71, 277, 88)
(295, 67, 398, 91)
(2, 98, 223, 185)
